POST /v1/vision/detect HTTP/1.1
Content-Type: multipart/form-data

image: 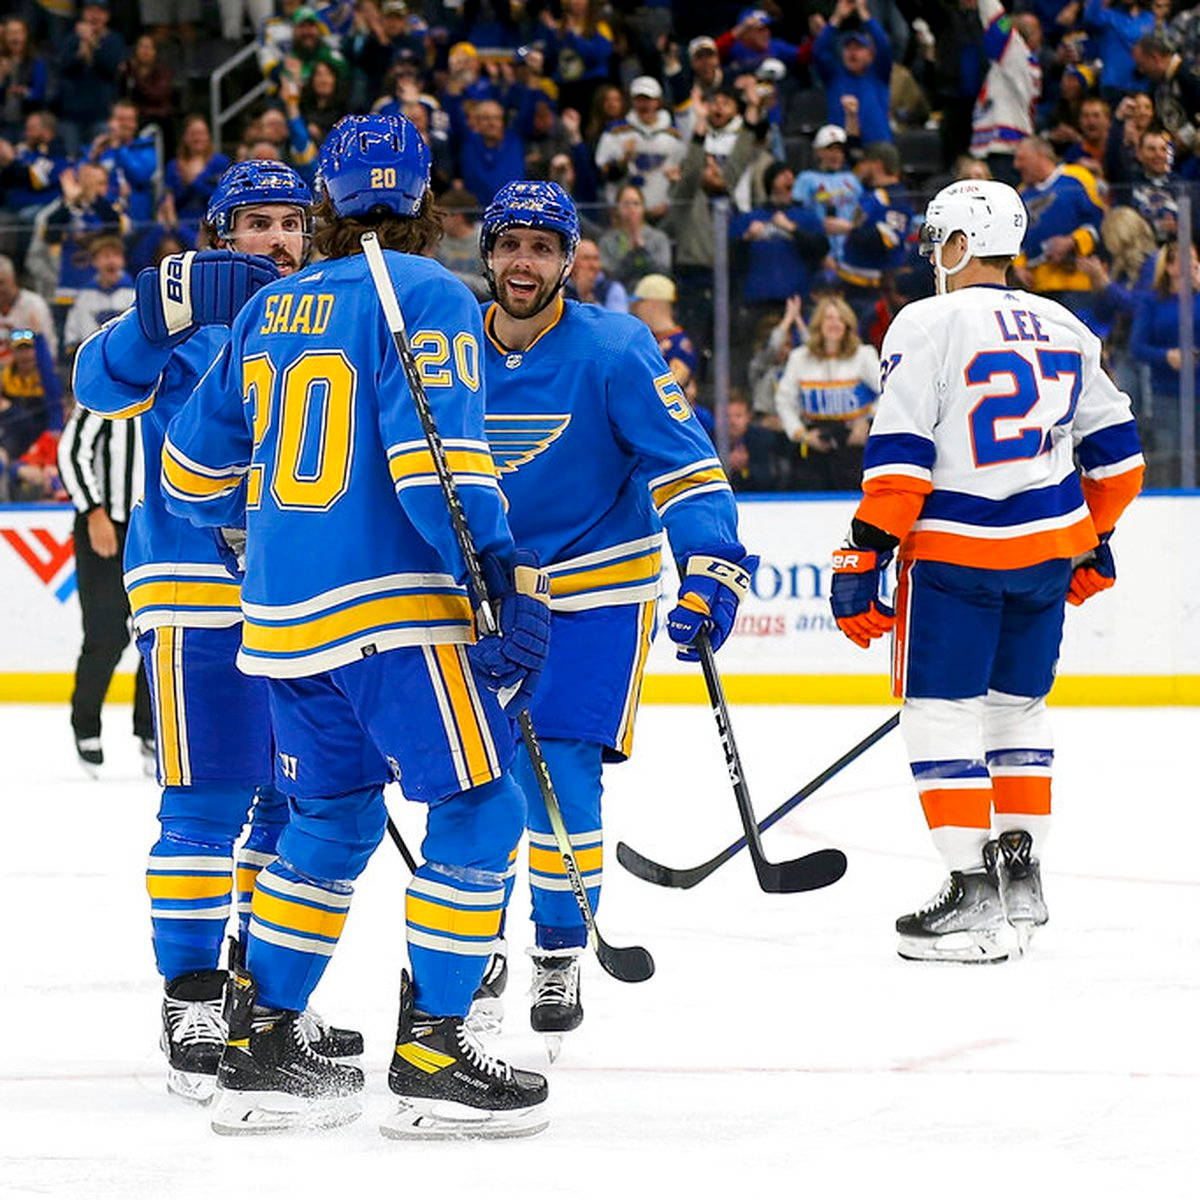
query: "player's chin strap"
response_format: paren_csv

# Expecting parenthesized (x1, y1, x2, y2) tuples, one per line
(932, 239, 973, 295)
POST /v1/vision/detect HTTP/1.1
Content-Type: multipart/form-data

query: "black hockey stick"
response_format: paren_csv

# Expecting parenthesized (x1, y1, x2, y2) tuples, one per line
(386, 816, 419, 874)
(361, 232, 654, 984)
(685, 631, 849, 893)
(618, 711, 899, 889)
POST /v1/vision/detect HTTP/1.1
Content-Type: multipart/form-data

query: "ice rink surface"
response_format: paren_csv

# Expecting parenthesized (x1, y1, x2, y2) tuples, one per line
(2, 701, 1196, 1199)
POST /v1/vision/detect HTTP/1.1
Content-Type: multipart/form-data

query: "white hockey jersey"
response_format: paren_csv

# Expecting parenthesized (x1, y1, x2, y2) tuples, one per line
(971, 0, 1041, 158)
(859, 284, 1144, 569)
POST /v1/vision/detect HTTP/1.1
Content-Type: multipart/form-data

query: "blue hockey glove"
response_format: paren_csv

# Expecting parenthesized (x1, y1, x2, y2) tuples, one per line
(469, 549, 552, 711)
(1067, 532, 1115, 606)
(666, 548, 758, 661)
(136, 251, 279, 347)
(830, 545, 895, 648)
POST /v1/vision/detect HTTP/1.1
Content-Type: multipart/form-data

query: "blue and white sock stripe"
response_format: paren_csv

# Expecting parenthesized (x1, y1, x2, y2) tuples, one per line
(247, 866, 352, 959)
(405, 872, 505, 958)
(146, 850, 232, 920)
(528, 827, 603, 892)
(235, 847, 277, 916)
(985, 747, 1054, 775)
(908, 758, 992, 787)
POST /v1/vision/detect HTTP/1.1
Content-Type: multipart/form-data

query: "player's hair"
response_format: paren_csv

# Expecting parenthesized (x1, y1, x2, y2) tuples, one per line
(806, 296, 860, 360)
(310, 192, 444, 260)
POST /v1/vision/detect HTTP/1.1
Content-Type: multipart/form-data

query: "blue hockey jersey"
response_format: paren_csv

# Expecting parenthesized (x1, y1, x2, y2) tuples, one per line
(73, 318, 243, 633)
(837, 184, 915, 287)
(481, 297, 739, 611)
(162, 251, 514, 679)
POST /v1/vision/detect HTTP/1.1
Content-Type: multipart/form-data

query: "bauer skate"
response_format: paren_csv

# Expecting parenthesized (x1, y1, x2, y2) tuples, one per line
(529, 946, 583, 1062)
(465, 940, 508, 1038)
(210, 968, 363, 1136)
(896, 866, 1008, 964)
(988, 830, 1049, 955)
(381, 970, 548, 1141)
(160, 968, 227, 1104)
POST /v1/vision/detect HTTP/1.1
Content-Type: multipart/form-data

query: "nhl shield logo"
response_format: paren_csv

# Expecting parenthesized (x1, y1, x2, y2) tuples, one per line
(505, 353, 523, 369)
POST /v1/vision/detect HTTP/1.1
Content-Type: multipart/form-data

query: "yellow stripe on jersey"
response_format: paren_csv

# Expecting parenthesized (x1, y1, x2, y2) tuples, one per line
(161, 443, 244, 499)
(650, 466, 729, 513)
(388, 446, 497, 486)
(251, 887, 349, 941)
(128, 580, 242, 615)
(549, 551, 662, 598)
(242, 592, 473, 656)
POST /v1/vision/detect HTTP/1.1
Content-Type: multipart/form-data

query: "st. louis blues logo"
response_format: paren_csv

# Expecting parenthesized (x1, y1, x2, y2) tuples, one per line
(484, 414, 572, 474)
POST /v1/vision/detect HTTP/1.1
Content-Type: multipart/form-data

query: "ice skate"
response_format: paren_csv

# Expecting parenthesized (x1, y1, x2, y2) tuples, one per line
(529, 946, 583, 1061)
(160, 968, 227, 1104)
(989, 830, 1049, 955)
(465, 940, 508, 1038)
(896, 866, 1008, 963)
(75, 736, 103, 778)
(381, 970, 548, 1141)
(138, 736, 157, 778)
(210, 969, 363, 1136)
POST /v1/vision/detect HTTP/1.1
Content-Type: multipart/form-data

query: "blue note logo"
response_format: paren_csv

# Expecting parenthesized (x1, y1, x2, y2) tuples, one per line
(485, 414, 572, 474)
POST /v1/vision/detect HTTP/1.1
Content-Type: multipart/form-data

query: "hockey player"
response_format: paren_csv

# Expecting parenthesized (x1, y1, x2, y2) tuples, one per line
(162, 113, 552, 1139)
(72, 160, 360, 1104)
(829, 180, 1144, 963)
(474, 180, 754, 1049)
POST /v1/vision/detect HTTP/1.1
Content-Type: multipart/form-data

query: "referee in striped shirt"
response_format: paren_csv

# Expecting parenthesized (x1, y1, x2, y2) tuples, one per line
(57, 402, 153, 774)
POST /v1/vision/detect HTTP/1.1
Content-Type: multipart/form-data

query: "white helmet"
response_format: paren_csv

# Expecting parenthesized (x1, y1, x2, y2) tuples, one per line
(919, 179, 1027, 293)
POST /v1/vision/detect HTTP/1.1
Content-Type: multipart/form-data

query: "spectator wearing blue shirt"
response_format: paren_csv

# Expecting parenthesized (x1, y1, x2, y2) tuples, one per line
(1084, 0, 1155, 101)
(716, 9, 803, 77)
(89, 100, 159, 225)
(448, 96, 526, 206)
(165, 115, 230, 240)
(538, 0, 615, 118)
(792, 124, 863, 261)
(565, 237, 629, 313)
(814, 0, 894, 146)
(58, 2, 127, 157)
(0, 110, 67, 222)
(0, 18, 49, 139)
(732, 161, 830, 307)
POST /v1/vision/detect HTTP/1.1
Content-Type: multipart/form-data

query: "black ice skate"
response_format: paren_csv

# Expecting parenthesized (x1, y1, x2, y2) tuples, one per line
(209, 968, 363, 1136)
(466, 940, 508, 1038)
(989, 830, 1049, 954)
(896, 866, 1008, 964)
(75, 736, 103, 777)
(381, 970, 548, 1141)
(160, 968, 227, 1104)
(529, 946, 583, 1062)
(226, 938, 362, 1059)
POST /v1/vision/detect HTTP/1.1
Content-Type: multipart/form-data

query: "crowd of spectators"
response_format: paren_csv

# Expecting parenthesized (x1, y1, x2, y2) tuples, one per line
(2, 0, 1200, 500)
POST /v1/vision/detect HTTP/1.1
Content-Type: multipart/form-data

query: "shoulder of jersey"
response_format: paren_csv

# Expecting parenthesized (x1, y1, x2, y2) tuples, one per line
(565, 301, 649, 356)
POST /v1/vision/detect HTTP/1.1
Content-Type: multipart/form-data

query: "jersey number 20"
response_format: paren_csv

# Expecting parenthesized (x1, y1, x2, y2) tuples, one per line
(965, 348, 1081, 468)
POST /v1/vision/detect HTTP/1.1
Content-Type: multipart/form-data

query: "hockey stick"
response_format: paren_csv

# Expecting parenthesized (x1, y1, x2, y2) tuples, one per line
(386, 816, 419, 874)
(617, 711, 899, 889)
(685, 631, 849, 893)
(361, 231, 654, 984)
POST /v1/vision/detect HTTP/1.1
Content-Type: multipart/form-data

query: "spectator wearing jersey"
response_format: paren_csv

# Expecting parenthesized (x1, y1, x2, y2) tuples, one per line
(598, 184, 672, 288)
(594, 77, 684, 220)
(1130, 128, 1185, 243)
(57, 1, 127, 157)
(0, 254, 56, 362)
(565, 237, 629, 312)
(0, 110, 67, 228)
(775, 294, 879, 491)
(1013, 136, 1107, 327)
(0, 328, 60, 472)
(1085, 0, 1155, 101)
(732, 161, 829, 307)
(1131, 32, 1200, 155)
(971, 0, 1043, 185)
(792, 124, 862, 262)
(629, 273, 697, 391)
(450, 98, 526, 206)
(715, 9, 803, 78)
(538, 0, 614, 118)
(1130, 240, 1200, 485)
(63, 236, 134, 356)
(166, 115, 230, 240)
(42, 162, 124, 302)
(276, 7, 347, 87)
(814, 0, 894, 146)
(88, 99, 160, 224)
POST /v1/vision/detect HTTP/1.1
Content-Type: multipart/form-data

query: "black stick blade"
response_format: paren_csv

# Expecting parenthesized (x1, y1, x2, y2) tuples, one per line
(617, 840, 713, 890)
(756, 848, 848, 894)
(596, 938, 655, 983)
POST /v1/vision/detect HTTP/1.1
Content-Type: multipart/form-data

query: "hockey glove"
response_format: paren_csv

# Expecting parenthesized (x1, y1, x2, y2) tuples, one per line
(830, 546, 895, 648)
(1067, 532, 1116, 606)
(215, 526, 247, 576)
(136, 251, 280, 348)
(666, 548, 758, 661)
(468, 549, 552, 711)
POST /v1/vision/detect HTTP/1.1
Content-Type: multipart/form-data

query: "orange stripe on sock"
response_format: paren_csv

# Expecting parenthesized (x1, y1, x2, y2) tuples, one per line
(991, 775, 1051, 816)
(920, 786, 993, 830)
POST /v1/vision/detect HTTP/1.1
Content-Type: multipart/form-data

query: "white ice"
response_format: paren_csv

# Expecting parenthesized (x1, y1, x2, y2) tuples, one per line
(1, 702, 1196, 1199)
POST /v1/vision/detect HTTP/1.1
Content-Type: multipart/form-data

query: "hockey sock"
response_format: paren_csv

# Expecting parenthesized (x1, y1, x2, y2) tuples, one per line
(536, 924, 588, 951)
(901, 698, 993, 871)
(236, 785, 290, 935)
(983, 690, 1053, 857)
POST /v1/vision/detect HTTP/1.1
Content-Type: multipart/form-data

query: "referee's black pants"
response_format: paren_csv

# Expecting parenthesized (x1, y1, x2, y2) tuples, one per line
(70, 513, 153, 743)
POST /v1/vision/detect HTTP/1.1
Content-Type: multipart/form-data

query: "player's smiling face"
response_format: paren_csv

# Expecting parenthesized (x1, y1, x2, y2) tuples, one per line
(226, 204, 308, 275)
(490, 227, 567, 319)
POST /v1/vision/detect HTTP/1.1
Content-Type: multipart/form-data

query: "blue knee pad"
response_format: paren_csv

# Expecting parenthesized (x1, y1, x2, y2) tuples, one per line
(514, 738, 604, 950)
(148, 783, 256, 980)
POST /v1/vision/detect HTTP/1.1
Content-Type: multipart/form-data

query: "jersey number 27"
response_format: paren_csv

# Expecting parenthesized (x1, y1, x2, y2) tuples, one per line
(965, 348, 1081, 468)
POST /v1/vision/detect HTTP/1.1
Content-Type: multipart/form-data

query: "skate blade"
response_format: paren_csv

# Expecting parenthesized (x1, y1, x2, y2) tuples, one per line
(897, 930, 1008, 964)
(1008, 919, 1045, 957)
(165, 1066, 217, 1105)
(543, 1034, 563, 1064)
(210, 1088, 362, 1136)
(465, 996, 505, 1039)
(380, 1097, 549, 1141)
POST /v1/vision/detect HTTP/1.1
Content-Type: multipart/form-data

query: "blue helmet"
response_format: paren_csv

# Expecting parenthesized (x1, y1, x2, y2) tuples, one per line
(480, 180, 580, 262)
(205, 160, 312, 240)
(316, 113, 431, 219)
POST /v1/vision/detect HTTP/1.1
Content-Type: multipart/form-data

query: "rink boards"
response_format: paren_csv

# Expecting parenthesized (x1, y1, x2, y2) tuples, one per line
(2, 494, 1197, 704)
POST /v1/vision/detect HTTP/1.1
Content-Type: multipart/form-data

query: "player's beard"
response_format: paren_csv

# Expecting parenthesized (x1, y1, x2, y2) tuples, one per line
(496, 267, 558, 319)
